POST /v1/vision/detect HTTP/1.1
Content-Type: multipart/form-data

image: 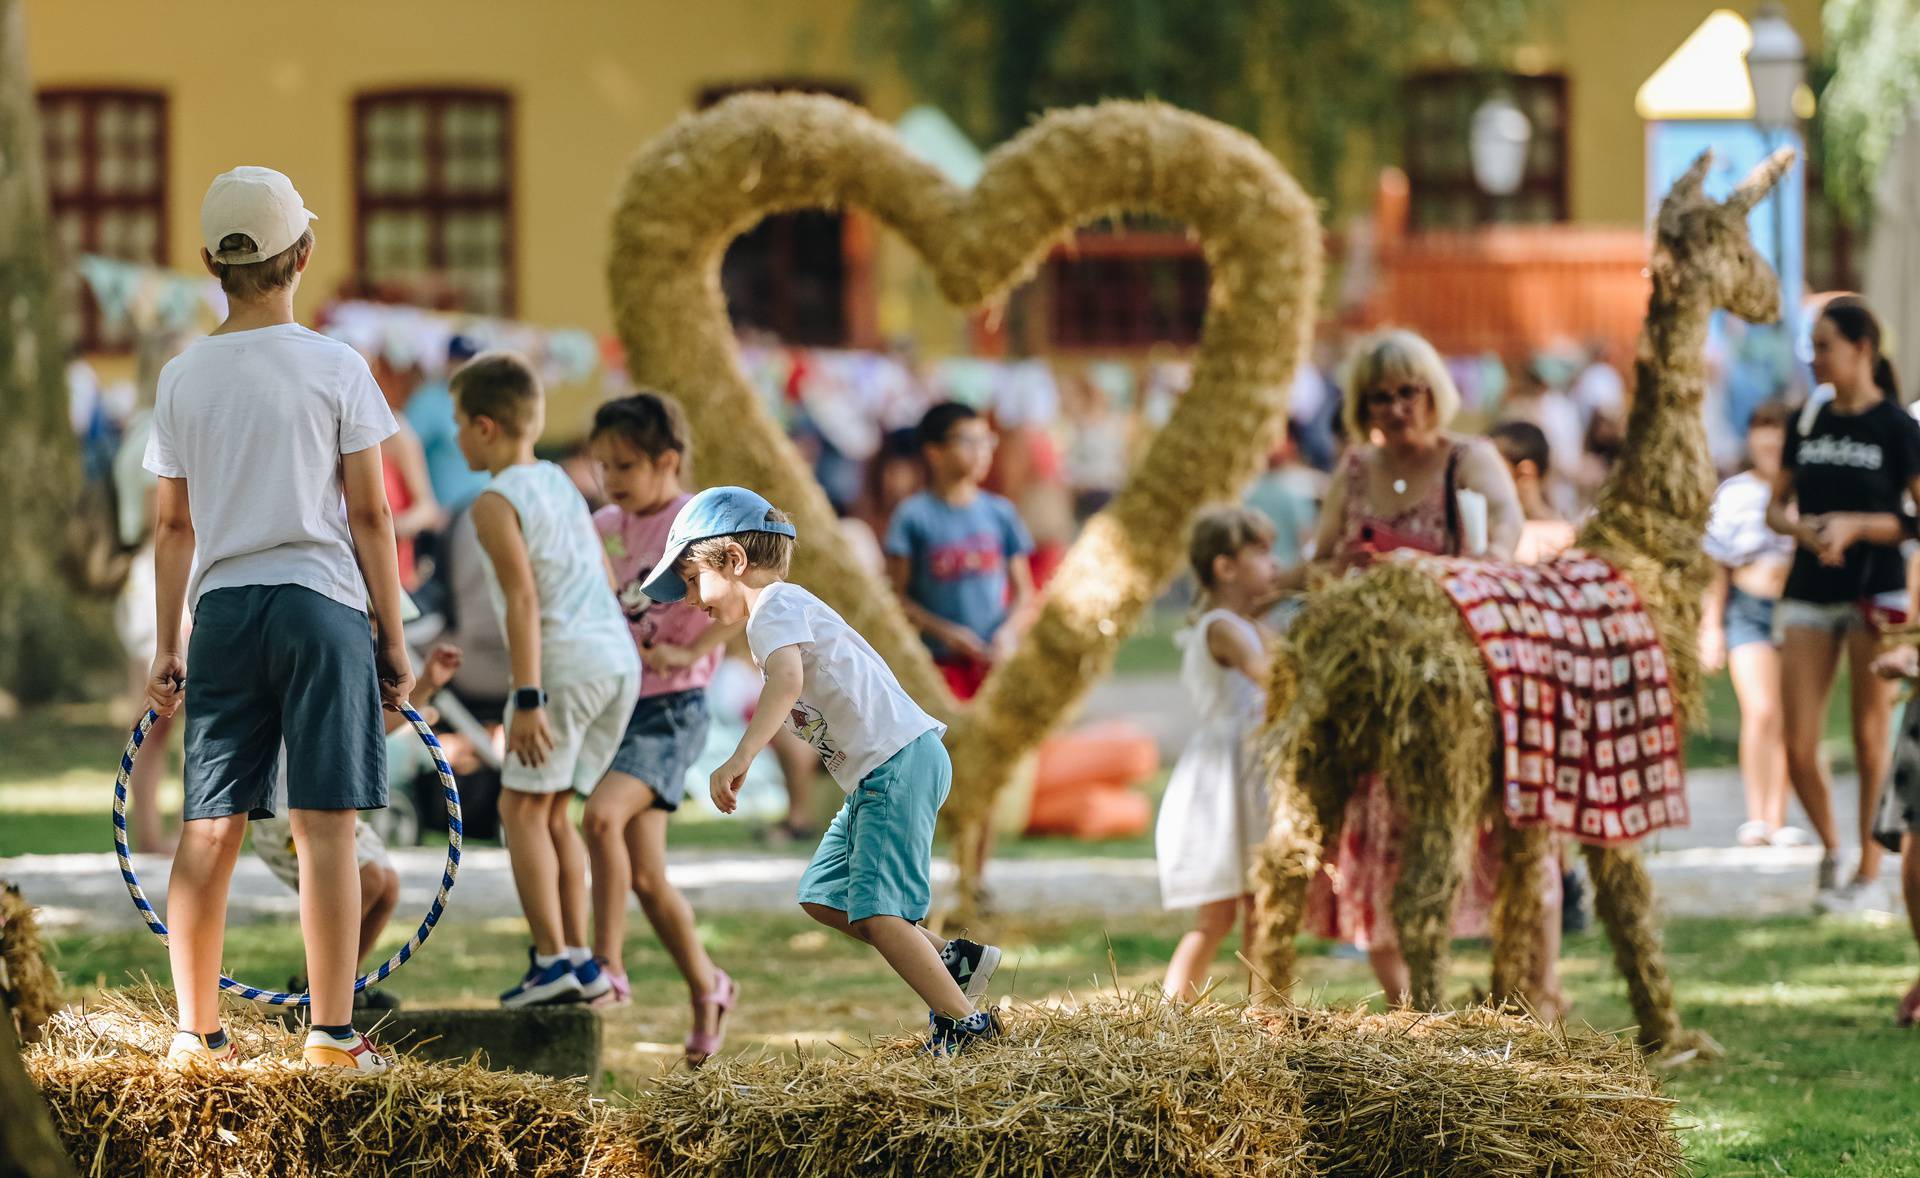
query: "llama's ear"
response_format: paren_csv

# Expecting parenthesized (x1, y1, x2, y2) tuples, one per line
(1726, 147, 1797, 215)
(1669, 150, 1714, 202)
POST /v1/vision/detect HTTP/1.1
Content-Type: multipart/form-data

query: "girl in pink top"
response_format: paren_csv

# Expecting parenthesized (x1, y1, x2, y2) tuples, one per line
(586, 393, 741, 1066)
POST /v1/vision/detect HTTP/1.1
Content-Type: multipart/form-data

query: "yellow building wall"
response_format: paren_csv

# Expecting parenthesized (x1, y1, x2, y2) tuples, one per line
(1556, 0, 1824, 226)
(25, 0, 902, 336)
(28, 0, 1832, 353)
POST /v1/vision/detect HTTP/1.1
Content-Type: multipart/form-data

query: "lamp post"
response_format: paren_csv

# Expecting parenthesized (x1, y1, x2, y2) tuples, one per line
(1744, 3, 1805, 294)
(1470, 92, 1533, 218)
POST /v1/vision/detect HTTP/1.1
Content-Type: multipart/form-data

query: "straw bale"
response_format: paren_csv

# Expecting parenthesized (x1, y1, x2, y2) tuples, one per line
(606, 93, 1323, 904)
(616, 995, 1313, 1178)
(26, 989, 620, 1178)
(1, 881, 60, 1043)
(1251, 1003, 1685, 1178)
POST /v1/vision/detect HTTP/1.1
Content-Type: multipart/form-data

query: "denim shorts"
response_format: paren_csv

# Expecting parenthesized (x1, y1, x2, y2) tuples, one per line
(1723, 587, 1777, 652)
(1773, 591, 1910, 641)
(796, 729, 950, 923)
(605, 688, 710, 810)
(183, 585, 385, 821)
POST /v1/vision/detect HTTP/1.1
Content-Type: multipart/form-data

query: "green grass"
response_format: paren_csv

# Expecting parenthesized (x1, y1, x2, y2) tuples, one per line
(38, 912, 1920, 1173)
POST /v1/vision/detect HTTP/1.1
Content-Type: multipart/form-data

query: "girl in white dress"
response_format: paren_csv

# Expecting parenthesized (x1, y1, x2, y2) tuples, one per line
(1159, 506, 1281, 1000)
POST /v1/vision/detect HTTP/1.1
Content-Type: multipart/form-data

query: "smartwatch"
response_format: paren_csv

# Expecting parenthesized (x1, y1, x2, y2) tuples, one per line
(513, 686, 548, 711)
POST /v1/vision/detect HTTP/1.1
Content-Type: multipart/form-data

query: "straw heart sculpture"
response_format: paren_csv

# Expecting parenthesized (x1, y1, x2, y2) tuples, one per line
(608, 93, 1321, 907)
(1251, 148, 1795, 1055)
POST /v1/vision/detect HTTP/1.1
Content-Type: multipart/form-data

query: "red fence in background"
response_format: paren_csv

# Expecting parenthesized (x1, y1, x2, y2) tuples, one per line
(1373, 225, 1651, 362)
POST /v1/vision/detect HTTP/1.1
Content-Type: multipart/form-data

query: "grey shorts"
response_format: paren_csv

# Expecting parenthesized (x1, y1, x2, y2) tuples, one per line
(183, 586, 386, 821)
(501, 671, 641, 796)
(606, 689, 710, 810)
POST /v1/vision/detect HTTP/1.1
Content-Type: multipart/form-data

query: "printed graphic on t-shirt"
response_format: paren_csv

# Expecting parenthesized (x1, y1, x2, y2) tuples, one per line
(788, 701, 846, 774)
(928, 535, 1007, 581)
(617, 579, 656, 634)
(1798, 436, 1885, 471)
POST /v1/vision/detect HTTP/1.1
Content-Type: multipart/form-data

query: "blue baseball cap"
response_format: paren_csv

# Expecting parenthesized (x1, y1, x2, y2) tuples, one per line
(640, 485, 797, 603)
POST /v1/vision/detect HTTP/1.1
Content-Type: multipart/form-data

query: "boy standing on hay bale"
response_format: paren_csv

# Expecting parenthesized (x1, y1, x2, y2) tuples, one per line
(455, 353, 640, 1009)
(642, 487, 1005, 1054)
(145, 167, 414, 1073)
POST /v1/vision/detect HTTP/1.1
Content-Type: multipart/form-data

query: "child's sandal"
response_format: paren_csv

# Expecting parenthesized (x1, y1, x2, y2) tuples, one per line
(685, 968, 737, 1067)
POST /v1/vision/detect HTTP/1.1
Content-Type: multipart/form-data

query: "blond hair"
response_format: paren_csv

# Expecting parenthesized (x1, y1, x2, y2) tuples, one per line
(1188, 505, 1275, 592)
(1340, 328, 1461, 440)
(210, 228, 312, 299)
(685, 507, 795, 578)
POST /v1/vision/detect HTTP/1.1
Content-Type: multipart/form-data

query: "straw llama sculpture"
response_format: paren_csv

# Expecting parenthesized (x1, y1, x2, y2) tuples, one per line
(1251, 148, 1793, 1052)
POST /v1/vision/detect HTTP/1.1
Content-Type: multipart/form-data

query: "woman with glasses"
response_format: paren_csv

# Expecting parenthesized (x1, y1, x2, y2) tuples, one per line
(1288, 330, 1561, 1013)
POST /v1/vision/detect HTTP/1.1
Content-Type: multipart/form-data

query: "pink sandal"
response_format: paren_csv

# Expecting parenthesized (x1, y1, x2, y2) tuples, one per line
(685, 968, 736, 1066)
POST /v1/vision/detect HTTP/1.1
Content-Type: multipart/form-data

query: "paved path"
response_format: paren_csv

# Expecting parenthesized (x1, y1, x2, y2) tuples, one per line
(8, 764, 1894, 935)
(7, 671, 1897, 933)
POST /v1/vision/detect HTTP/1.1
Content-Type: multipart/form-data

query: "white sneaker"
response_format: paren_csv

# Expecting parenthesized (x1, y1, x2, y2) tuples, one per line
(1817, 878, 1897, 916)
(1770, 825, 1814, 848)
(165, 1030, 237, 1072)
(302, 1029, 389, 1073)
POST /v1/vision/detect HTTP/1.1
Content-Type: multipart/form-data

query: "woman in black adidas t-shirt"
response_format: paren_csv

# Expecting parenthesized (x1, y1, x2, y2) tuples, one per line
(1765, 296, 1920, 914)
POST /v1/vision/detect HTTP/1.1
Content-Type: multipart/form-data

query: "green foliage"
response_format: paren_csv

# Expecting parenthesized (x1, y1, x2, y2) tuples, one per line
(862, 0, 1558, 207)
(1820, 0, 1920, 223)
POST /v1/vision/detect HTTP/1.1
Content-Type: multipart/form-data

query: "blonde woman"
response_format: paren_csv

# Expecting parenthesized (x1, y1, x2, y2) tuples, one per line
(1281, 329, 1522, 586)
(1291, 330, 1562, 1014)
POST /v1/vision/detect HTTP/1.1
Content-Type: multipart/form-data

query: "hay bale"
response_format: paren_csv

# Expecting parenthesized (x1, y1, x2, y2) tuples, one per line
(0, 881, 60, 1043)
(27, 990, 621, 1178)
(1253, 1005, 1684, 1178)
(615, 995, 1313, 1177)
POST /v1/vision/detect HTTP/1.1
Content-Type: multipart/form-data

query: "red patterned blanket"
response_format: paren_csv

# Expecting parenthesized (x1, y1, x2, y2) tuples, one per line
(1402, 551, 1688, 846)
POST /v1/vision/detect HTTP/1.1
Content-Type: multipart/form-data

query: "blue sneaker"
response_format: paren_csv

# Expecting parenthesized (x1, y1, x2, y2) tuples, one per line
(922, 1009, 1004, 1057)
(500, 949, 585, 1008)
(573, 956, 613, 1003)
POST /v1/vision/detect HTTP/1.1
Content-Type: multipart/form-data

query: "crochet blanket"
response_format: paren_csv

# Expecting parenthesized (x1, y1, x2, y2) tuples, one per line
(1405, 551, 1688, 846)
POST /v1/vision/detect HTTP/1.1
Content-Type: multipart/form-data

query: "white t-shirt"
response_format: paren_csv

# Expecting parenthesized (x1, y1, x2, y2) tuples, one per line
(745, 581, 944, 793)
(143, 324, 397, 613)
(477, 462, 638, 689)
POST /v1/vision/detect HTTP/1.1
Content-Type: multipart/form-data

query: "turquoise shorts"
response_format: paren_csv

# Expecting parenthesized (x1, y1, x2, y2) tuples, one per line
(796, 729, 951, 923)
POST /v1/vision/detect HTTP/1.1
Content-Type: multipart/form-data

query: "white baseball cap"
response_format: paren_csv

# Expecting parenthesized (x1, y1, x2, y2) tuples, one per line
(201, 166, 315, 264)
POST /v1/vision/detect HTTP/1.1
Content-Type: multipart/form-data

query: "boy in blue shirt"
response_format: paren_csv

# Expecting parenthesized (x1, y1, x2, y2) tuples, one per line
(885, 402, 1034, 701)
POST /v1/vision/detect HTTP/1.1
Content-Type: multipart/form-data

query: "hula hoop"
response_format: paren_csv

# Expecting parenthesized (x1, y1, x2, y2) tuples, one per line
(113, 704, 462, 1005)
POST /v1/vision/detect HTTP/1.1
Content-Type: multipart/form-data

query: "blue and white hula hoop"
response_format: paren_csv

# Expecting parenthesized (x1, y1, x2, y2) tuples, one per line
(112, 704, 462, 1005)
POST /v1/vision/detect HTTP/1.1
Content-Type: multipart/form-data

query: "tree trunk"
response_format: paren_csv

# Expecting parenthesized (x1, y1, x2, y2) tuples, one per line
(0, 991, 73, 1178)
(0, 0, 101, 708)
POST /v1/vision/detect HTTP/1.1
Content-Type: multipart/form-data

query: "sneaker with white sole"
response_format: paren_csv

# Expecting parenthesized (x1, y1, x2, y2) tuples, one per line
(302, 1028, 389, 1073)
(922, 1008, 1004, 1057)
(940, 938, 1002, 1006)
(573, 956, 613, 1004)
(1813, 852, 1843, 910)
(500, 948, 585, 1008)
(165, 1030, 237, 1072)
(1819, 877, 1896, 916)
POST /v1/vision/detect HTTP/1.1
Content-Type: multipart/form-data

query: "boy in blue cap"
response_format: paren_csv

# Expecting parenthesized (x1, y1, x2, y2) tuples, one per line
(642, 486, 1003, 1053)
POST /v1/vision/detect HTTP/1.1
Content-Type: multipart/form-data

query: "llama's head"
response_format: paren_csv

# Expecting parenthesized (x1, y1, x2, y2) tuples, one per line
(1651, 148, 1795, 327)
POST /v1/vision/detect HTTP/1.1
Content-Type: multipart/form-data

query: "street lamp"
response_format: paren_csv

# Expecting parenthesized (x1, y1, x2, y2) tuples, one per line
(1745, 3, 1806, 131)
(1470, 92, 1534, 203)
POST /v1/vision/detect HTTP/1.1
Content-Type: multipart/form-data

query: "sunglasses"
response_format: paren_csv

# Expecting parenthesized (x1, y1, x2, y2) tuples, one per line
(1363, 383, 1428, 410)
